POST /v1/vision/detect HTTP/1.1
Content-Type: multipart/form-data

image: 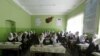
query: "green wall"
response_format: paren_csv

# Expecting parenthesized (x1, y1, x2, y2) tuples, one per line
(31, 15, 67, 33)
(0, 0, 86, 42)
(0, 0, 31, 42)
(98, 2, 100, 34)
(31, 1, 86, 33)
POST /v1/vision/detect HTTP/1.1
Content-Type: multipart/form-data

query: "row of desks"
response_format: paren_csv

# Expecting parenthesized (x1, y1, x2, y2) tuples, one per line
(92, 52, 100, 56)
(1, 42, 100, 56)
(0, 42, 22, 56)
(0, 42, 21, 50)
(0, 42, 66, 55)
(30, 45, 66, 53)
(77, 43, 100, 56)
(77, 43, 89, 50)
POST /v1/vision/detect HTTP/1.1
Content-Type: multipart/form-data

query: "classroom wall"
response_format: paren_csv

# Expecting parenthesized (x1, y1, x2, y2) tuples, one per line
(0, 0, 86, 42)
(31, 15, 67, 33)
(98, 2, 100, 35)
(31, 2, 85, 33)
(99, 3, 100, 33)
(66, 1, 85, 19)
(0, 0, 31, 41)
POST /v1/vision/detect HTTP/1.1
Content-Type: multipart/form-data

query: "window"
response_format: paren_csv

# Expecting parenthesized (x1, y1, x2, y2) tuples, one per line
(66, 13, 84, 35)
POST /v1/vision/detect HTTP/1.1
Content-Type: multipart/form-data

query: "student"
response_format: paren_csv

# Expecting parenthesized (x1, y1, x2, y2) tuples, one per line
(13, 32, 18, 42)
(85, 34, 98, 56)
(51, 33, 58, 45)
(79, 33, 87, 43)
(20, 31, 29, 50)
(30, 32, 39, 45)
(95, 44, 100, 52)
(8, 32, 15, 42)
(76, 33, 87, 56)
(38, 33, 45, 46)
(43, 35, 53, 45)
(17, 32, 23, 42)
(85, 41, 96, 56)
(92, 34, 100, 52)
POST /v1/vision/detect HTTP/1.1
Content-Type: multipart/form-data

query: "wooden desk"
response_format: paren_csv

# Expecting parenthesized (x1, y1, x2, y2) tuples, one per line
(0, 42, 22, 56)
(77, 43, 89, 50)
(92, 52, 100, 56)
(30, 45, 66, 54)
(0, 42, 21, 50)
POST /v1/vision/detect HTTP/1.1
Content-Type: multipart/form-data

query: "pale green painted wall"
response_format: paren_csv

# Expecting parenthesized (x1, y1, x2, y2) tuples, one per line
(66, 1, 85, 19)
(31, 2, 85, 33)
(0, 0, 86, 42)
(98, 2, 100, 35)
(0, 0, 31, 42)
(31, 15, 67, 33)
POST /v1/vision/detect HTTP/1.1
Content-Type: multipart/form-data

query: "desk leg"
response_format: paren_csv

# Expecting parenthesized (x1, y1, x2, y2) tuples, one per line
(45, 53, 52, 56)
(18, 49, 21, 56)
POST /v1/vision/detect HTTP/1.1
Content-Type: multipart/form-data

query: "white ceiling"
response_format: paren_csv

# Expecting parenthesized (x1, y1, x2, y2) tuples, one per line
(13, 0, 85, 15)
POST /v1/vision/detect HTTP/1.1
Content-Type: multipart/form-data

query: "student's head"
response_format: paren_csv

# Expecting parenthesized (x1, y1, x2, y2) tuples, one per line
(75, 31, 79, 35)
(10, 32, 13, 37)
(93, 34, 98, 39)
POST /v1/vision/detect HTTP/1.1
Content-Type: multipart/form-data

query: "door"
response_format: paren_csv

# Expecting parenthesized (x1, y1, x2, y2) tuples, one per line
(5, 20, 16, 33)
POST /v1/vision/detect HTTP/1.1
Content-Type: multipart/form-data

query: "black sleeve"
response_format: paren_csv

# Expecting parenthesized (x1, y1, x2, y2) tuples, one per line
(86, 42, 96, 54)
(95, 45, 100, 52)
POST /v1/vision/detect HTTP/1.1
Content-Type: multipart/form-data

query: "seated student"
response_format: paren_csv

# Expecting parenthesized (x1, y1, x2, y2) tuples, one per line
(67, 31, 75, 48)
(85, 34, 96, 43)
(21, 31, 29, 43)
(85, 34, 99, 56)
(74, 31, 79, 39)
(75, 33, 88, 56)
(85, 41, 96, 56)
(38, 33, 45, 45)
(92, 35, 100, 52)
(74, 31, 80, 44)
(57, 32, 67, 44)
(21, 31, 34, 52)
(56, 32, 62, 42)
(30, 32, 39, 45)
(17, 32, 23, 42)
(20, 31, 33, 56)
(95, 44, 100, 52)
(43, 35, 53, 45)
(13, 32, 18, 42)
(8, 32, 15, 42)
(51, 33, 58, 45)
(79, 33, 87, 43)
(6, 32, 18, 56)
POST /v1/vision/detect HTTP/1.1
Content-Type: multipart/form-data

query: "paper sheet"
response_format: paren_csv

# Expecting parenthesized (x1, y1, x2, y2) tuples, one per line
(56, 19, 62, 26)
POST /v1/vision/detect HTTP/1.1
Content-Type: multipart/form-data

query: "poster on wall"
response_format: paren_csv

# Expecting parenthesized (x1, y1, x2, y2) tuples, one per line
(35, 18, 41, 26)
(56, 18, 62, 26)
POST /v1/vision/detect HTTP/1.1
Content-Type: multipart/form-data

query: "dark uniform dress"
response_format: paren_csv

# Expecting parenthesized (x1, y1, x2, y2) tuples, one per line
(43, 38, 53, 45)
